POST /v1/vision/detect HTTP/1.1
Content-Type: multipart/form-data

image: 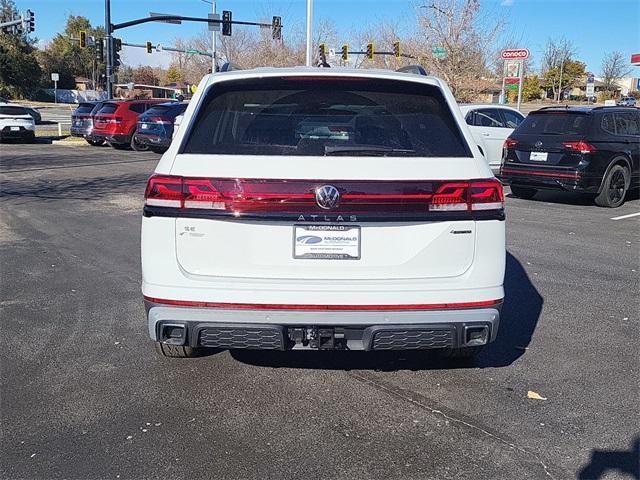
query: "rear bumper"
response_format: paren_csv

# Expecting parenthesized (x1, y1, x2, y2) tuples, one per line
(0, 127, 35, 140)
(104, 133, 130, 144)
(500, 166, 601, 193)
(134, 132, 171, 147)
(146, 303, 501, 351)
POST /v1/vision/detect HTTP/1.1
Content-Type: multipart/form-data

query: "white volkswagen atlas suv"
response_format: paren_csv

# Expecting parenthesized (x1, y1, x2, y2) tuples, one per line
(142, 66, 506, 359)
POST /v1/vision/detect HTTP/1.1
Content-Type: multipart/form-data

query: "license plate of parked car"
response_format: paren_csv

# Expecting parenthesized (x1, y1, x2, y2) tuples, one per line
(293, 225, 361, 260)
(529, 151, 548, 161)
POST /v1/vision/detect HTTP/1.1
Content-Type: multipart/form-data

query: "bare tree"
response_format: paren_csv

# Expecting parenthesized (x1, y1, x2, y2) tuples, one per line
(540, 37, 576, 101)
(601, 51, 631, 95)
(412, 0, 503, 99)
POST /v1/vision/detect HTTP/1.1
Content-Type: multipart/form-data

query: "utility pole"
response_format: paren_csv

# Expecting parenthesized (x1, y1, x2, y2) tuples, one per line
(105, 0, 113, 99)
(305, 0, 313, 67)
(211, 0, 216, 73)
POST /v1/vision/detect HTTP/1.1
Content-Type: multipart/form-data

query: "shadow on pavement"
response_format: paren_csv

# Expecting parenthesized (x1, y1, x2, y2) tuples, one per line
(231, 252, 543, 371)
(577, 437, 639, 479)
(507, 188, 640, 206)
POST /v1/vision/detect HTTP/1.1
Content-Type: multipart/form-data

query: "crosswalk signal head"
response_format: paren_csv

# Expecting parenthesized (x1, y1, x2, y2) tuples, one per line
(146, 41, 152, 54)
(393, 41, 400, 58)
(272, 16, 281, 40)
(222, 10, 232, 36)
(26, 9, 35, 33)
(366, 42, 374, 60)
(79, 30, 87, 48)
(341, 44, 348, 61)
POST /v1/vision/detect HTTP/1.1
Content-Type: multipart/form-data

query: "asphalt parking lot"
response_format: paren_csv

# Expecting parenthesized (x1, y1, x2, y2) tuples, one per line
(1, 143, 639, 480)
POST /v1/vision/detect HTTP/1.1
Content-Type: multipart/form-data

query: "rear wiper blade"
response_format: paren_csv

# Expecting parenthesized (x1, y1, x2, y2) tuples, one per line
(324, 145, 416, 156)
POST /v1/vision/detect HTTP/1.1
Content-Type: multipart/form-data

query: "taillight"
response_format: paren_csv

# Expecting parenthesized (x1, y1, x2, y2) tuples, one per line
(146, 116, 172, 124)
(144, 176, 504, 214)
(144, 176, 183, 207)
(504, 138, 518, 149)
(562, 141, 596, 154)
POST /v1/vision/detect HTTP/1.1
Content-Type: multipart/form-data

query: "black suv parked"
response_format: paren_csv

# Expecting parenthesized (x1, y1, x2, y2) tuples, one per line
(500, 106, 639, 207)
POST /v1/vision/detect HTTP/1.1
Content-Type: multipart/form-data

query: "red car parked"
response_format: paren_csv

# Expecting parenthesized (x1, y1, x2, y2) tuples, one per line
(92, 99, 172, 151)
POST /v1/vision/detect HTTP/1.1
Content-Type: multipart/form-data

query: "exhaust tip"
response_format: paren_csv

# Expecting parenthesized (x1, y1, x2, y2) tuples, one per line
(464, 325, 489, 346)
(160, 323, 187, 346)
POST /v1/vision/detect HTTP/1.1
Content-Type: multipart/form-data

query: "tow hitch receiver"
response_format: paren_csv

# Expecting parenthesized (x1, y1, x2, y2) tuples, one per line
(287, 327, 347, 350)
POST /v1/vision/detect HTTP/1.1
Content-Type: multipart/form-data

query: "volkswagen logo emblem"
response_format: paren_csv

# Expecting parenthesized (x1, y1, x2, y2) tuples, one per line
(315, 185, 341, 210)
(534, 140, 543, 149)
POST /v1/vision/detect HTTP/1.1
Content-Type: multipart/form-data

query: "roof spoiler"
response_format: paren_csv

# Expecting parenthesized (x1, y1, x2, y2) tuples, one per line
(218, 62, 242, 72)
(396, 65, 429, 76)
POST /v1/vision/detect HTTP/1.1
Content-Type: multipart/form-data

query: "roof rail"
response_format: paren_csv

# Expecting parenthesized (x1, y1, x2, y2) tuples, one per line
(396, 65, 429, 76)
(218, 62, 242, 72)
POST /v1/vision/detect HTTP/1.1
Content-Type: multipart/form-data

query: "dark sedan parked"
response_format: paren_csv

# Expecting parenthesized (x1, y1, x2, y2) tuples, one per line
(133, 102, 187, 153)
(500, 106, 640, 207)
(71, 101, 107, 146)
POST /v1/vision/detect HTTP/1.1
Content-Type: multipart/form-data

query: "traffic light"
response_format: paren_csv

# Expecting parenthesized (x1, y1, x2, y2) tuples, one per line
(272, 16, 281, 40)
(25, 9, 34, 33)
(146, 41, 152, 54)
(366, 42, 374, 60)
(341, 44, 348, 61)
(393, 41, 400, 58)
(112, 37, 122, 69)
(222, 10, 232, 36)
(96, 38, 104, 62)
(319, 43, 327, 64)
(79, 30, 87, 48)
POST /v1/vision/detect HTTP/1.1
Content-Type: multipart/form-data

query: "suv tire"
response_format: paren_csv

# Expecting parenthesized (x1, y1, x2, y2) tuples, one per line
(595, 164, 629, 208)
(510, 185, 537, 199)
(154, 341, 211, 358)
(130, 130, 149, 152)
(440, 346, 484, 359)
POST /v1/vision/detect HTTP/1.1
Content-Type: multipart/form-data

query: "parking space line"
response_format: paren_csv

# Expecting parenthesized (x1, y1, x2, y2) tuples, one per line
(610, 212, 640, 221)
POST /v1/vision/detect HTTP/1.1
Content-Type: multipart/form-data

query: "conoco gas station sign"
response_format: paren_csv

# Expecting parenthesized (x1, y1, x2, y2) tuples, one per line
(501, 48, 530, 60)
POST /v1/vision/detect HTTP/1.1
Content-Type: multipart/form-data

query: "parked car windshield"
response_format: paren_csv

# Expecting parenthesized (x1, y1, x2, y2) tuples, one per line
(0, 106, 29, 116)
(183, 77, 471, 157)
(517, 112, 589, 135)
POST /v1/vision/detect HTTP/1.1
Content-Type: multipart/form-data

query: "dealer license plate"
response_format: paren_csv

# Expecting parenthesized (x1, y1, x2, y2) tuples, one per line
(293, 225, 361, 260)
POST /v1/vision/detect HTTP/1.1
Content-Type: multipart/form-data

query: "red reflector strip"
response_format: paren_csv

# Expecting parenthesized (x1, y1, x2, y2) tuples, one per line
(143, 296, 503, 311)
(501, 167, 579, 179)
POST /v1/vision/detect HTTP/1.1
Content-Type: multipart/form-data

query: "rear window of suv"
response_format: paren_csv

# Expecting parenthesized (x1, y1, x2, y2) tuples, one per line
(75, 103, 95, 114)
(98, 103, 119, 114)
(517, 112, 588, 135)
(182, 77, 471, 157)
(0, 106, 29, 116)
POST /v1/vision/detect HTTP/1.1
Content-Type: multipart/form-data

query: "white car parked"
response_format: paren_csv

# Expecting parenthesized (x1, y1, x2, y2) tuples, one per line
(459, 104, 525, 172)
(142, 67, 506, 359)
(0, 103, 36, 143)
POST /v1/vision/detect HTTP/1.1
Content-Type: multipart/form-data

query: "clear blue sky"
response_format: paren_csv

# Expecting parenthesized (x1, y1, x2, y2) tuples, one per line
(14, 0, 640, 75)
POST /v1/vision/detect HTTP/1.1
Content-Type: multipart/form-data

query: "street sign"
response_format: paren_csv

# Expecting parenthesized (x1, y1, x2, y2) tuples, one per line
(505, 83, 519, 90)
(586, 83, 595, 98)
(208, 13, 220, 32)
(501, 48, 529, 60)
(328, 48, 336, 59)
(432, 46, 447, 59)
(505, 77, 520, 85)
(150, 12, 182, 24)
(636, 78, 640, 90)
(190, 84, 197, 94)
(156, 43, 162, 52)
(51, 73, 59, 81)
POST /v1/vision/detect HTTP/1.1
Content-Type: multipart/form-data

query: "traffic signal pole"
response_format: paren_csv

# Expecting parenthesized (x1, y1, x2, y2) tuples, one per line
(105, 0, 113, 99)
